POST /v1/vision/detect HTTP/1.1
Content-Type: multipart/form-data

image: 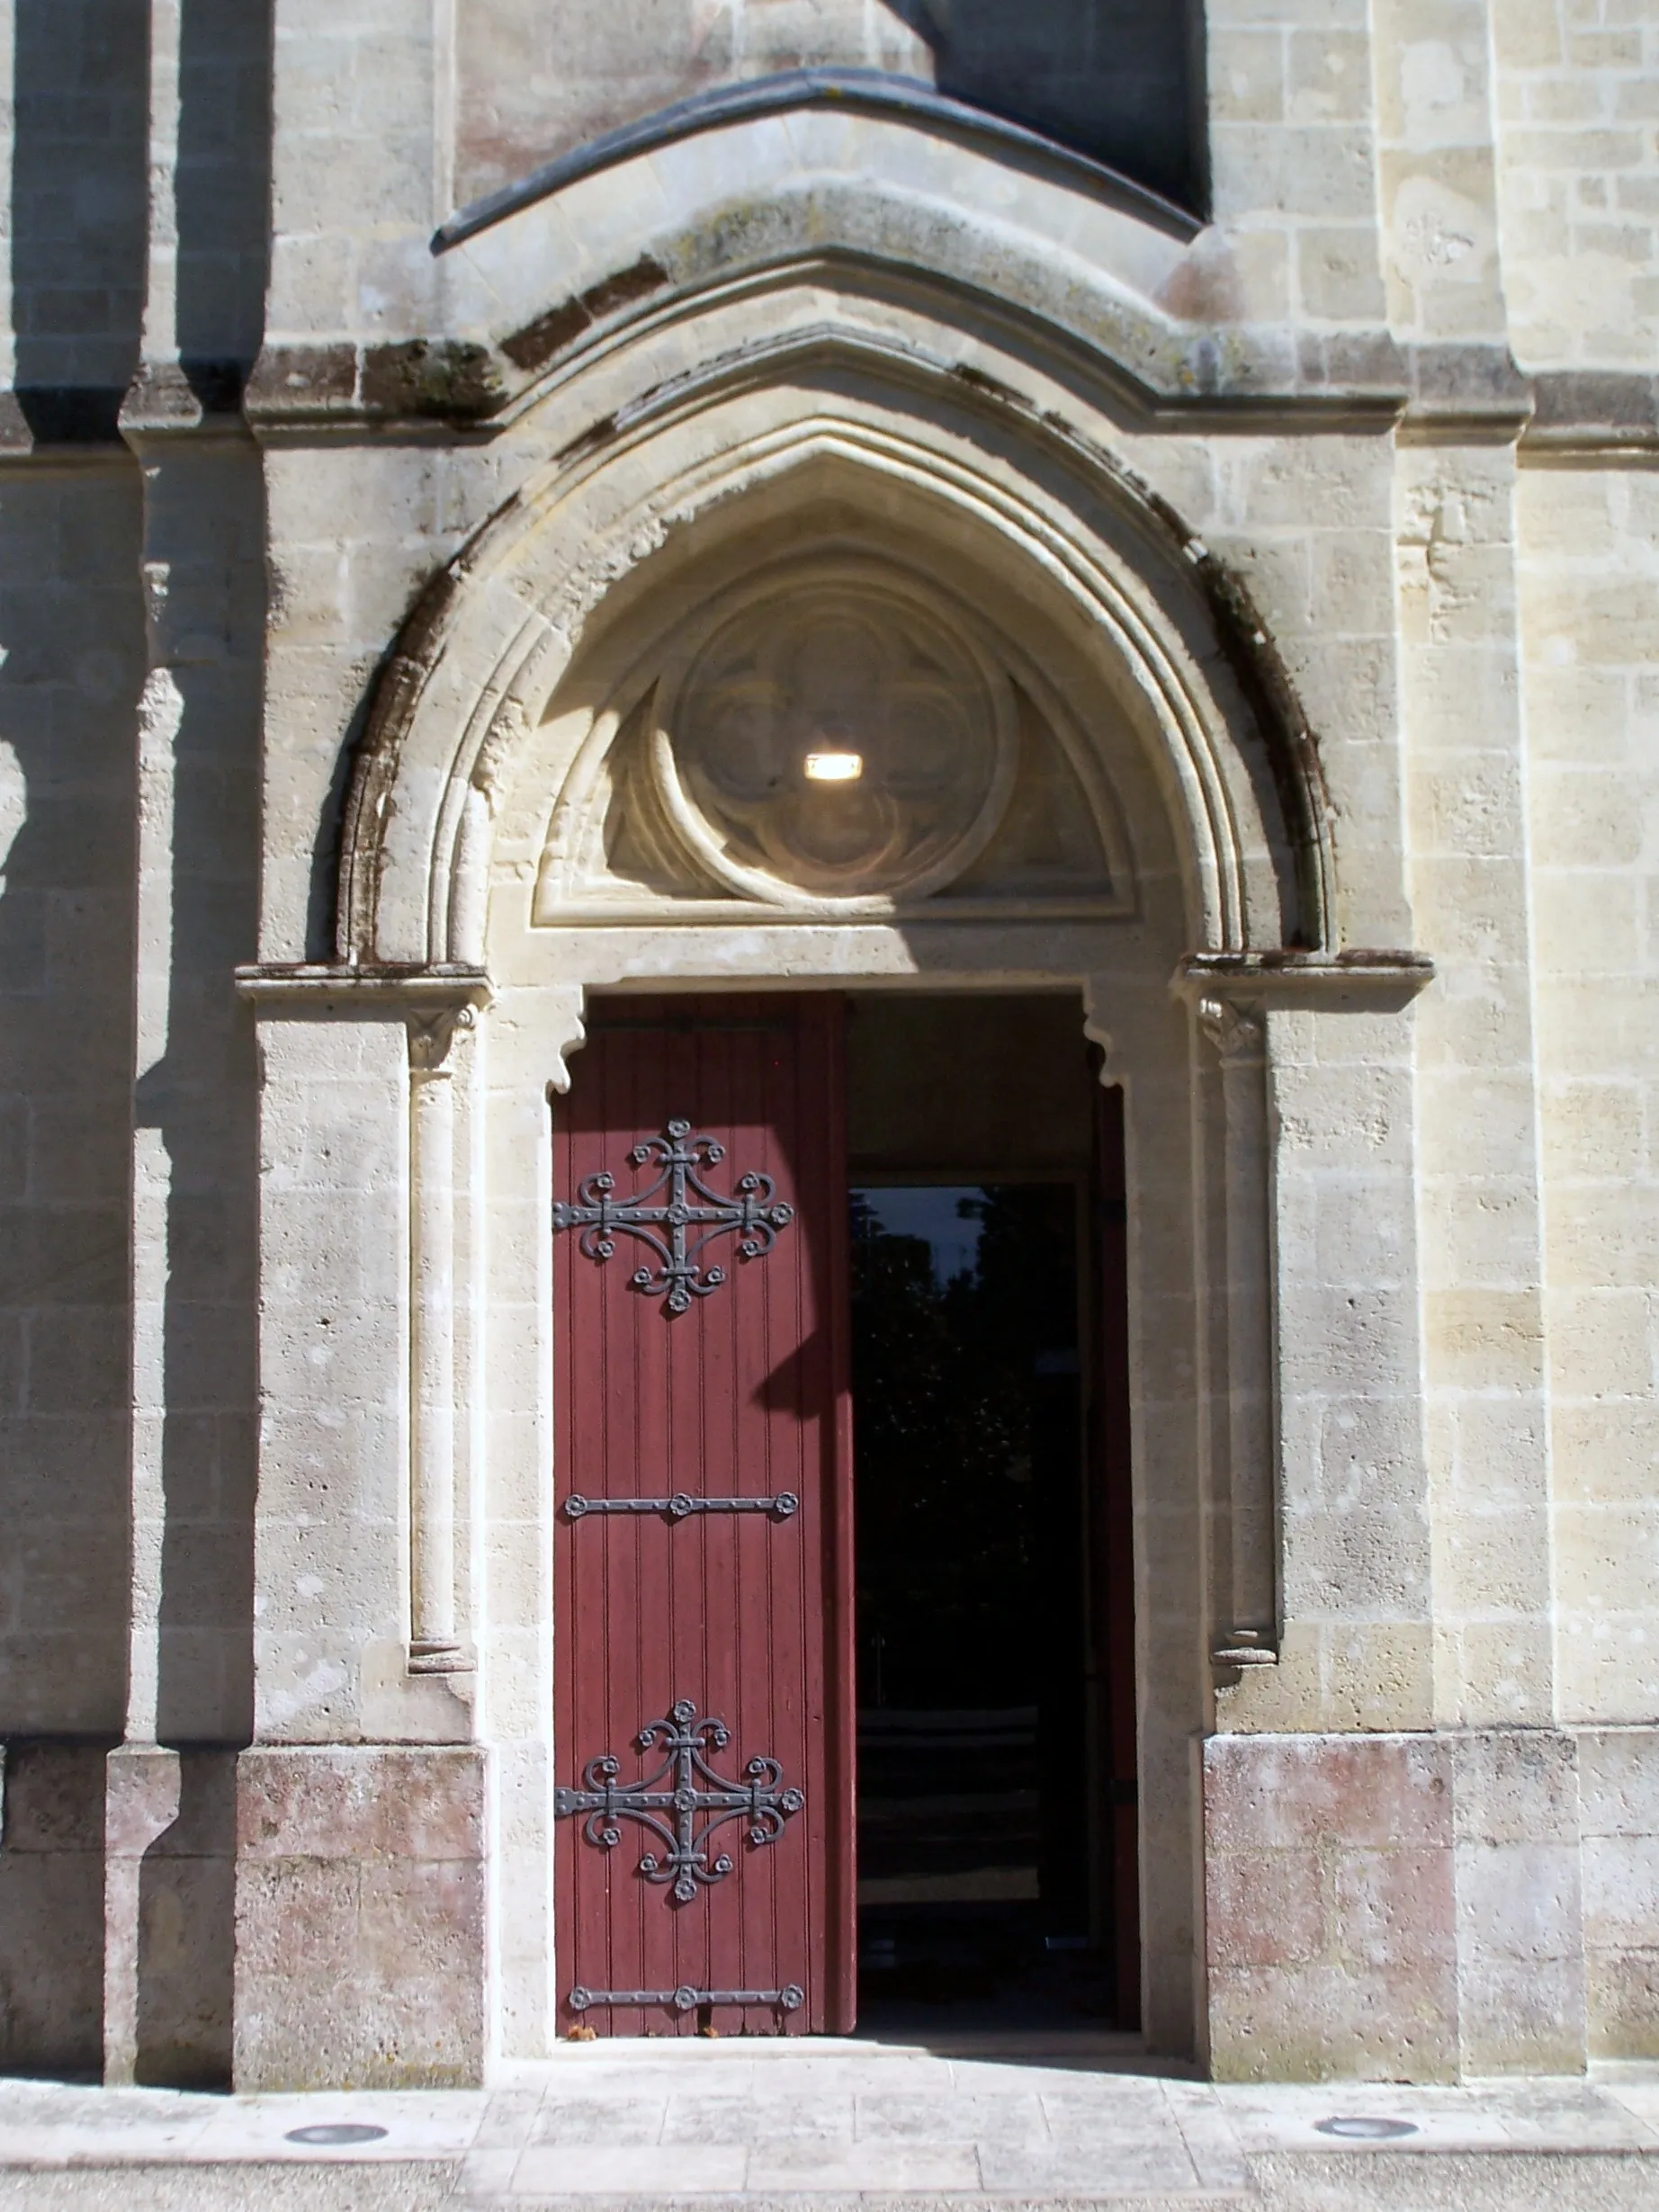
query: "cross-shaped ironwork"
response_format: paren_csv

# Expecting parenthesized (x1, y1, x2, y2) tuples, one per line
(552, 1119, 794, 1314)
(554, 1698, 804, 1903)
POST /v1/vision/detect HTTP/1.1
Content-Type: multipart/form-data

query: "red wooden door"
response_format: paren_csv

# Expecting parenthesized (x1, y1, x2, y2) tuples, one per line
(553, 994, 853, 2036)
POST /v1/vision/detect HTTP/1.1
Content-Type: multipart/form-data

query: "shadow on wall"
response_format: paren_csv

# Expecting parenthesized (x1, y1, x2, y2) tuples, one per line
(0, 1746, 112, 2074)
(883, 0, 1206, 211)
(0, 0, 148, 2081)
(0, 465, 144, 2073)
(125, 0, 274, 2088)
(174, 0, 273, 408)
(12, 0, 148, 438)
(133, 1758, 238, 2090)
(0, 0, 273, 2088)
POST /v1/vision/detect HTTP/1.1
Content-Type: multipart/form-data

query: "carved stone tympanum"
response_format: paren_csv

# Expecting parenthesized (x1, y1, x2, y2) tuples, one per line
(659, 572, 1012, 902)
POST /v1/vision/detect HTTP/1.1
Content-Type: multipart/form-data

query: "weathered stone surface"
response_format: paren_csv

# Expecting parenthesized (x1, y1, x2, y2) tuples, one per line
(232, 1747, 486, 2091)
(1206, 1734, 1458, 2082)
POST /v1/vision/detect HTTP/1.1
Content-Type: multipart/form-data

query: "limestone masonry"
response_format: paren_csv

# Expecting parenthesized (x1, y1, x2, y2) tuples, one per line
(3, 0, 1659, 2091)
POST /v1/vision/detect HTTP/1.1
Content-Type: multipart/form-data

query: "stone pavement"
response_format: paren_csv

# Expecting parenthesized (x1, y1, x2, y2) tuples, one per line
(3, 2037, 1659, 2210)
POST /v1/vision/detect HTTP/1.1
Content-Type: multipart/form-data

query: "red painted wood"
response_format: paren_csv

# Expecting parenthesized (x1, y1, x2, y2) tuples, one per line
(554, 995, 851, 2037)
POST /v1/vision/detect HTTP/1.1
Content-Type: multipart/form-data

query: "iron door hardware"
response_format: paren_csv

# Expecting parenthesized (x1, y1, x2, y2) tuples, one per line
(552, 1119, 794, 1313)
(555, 1697, 804, 1903)
(567, 1984, 804, 2014)
(563, 1491, 799, 1520)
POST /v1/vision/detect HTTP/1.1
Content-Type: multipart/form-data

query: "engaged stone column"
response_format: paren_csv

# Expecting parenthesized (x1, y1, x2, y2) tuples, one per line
(408, 1005, 476, 1676)
(1196, 993, 1277, 1670)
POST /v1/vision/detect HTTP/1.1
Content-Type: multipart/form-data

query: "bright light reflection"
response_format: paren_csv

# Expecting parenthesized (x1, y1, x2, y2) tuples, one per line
(803, 750, 864, 783)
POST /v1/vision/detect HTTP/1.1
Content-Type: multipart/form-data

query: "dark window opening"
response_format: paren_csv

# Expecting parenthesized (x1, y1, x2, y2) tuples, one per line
(890, 0, 1206, 212)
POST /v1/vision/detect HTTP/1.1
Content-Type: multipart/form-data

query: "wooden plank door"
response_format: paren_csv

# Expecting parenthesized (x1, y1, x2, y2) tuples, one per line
(552, 994, 853, 2036)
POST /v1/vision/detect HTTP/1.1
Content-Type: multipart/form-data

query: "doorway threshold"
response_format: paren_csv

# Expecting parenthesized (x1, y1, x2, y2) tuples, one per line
(850, 2024, 1184, 2072)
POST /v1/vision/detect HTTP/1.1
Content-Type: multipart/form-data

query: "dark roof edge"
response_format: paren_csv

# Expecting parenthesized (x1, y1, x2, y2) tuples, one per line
(432, 67, 1204, 255)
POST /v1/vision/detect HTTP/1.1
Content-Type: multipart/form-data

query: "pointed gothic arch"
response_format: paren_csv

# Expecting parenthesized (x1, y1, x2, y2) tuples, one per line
(333, 323, 1337, 969)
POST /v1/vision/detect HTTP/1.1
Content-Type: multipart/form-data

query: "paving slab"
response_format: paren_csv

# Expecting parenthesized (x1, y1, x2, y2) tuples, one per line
(0, 2043, 1656, 2210)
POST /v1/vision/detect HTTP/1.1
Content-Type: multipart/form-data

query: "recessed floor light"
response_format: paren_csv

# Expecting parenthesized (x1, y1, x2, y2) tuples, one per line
(285, 2123, 390, 2145)
(1314, 2116, 1419, 2140)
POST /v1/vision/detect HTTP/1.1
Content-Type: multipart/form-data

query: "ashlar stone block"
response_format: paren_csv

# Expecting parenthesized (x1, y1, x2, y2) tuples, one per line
(233, 1743, 485, 2090)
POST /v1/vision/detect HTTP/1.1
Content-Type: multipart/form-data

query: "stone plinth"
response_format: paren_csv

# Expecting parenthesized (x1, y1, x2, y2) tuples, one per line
(1581, 1729, 1659, 2061)
(233, 1745, 486, 2091)
(104, 1745, 237, 2089)
(1205, 1733, 1460, 2082)
(1205, 1730, 1600, 2082)
(0, 1742, 111, 2074)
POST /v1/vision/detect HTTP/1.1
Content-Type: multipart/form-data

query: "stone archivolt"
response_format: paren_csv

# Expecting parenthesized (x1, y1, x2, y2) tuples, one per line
(534, 553, 1130, 924)
(337, 327, 1333, 965)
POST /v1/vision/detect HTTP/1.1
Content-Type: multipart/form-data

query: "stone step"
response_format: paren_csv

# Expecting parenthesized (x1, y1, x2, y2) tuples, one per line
(4, 2151, 1659, 2212)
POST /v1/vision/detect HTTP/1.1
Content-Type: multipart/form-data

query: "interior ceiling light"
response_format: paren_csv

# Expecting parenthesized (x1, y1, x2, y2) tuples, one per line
(803, 751, 863, 783)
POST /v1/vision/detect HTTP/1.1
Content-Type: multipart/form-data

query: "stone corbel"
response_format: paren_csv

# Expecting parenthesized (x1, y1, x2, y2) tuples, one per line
(541, 984, 589, 1096)
(236, 963, 493, 1679)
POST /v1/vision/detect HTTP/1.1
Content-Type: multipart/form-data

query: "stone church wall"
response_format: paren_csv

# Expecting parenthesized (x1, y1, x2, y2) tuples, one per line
(2, 0, 1659, 2089)
(1495, 0, 1659, 372)
(0, 0, 148, 2076)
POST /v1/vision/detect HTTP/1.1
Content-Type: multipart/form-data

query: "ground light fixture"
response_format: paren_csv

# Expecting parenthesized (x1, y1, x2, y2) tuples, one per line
(284, 2124, 390, 2145)
(1314, 2117, 1420, 2140)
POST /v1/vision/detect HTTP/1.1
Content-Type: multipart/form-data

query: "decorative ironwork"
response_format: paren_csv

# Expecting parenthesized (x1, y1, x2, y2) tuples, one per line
(552, 1120, 794, 1314)
(555, 1697, 803, 1903)
(568, 1984, 804, 2014)
(563, 1491, 799, 1521)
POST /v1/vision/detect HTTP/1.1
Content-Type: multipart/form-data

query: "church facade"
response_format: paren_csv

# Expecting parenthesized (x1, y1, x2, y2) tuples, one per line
(3, 0, 1659, 2089)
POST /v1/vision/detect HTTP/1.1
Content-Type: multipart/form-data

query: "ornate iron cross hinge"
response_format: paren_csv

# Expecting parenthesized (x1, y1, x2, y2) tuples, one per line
(552, 1120, 794, 1315)
(554, 1697, 803, 1903)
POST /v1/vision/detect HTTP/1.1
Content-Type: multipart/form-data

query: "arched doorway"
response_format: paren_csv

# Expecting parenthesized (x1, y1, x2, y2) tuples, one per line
(238, 292, 1400, 2071)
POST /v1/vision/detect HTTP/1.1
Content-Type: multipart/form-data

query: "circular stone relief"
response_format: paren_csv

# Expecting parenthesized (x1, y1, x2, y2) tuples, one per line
(651, 569, 1016, 905)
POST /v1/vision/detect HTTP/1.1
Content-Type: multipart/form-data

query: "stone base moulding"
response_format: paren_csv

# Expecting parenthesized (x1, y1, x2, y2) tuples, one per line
(1205, 1727, 1659, 2082)
(232, 1744, 486, 2091)
(104, 1744, 237, 2089)
(0, 1741, 112, 2076)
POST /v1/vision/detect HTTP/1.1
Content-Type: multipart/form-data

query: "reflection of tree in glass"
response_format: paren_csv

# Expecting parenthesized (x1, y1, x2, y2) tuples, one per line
(851, 1186, 1077, 1710)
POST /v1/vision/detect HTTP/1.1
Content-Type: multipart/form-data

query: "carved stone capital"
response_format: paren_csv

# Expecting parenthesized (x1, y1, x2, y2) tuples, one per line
(1197, 995, 1265, 1061)
(408, 1002, 477, 1075)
